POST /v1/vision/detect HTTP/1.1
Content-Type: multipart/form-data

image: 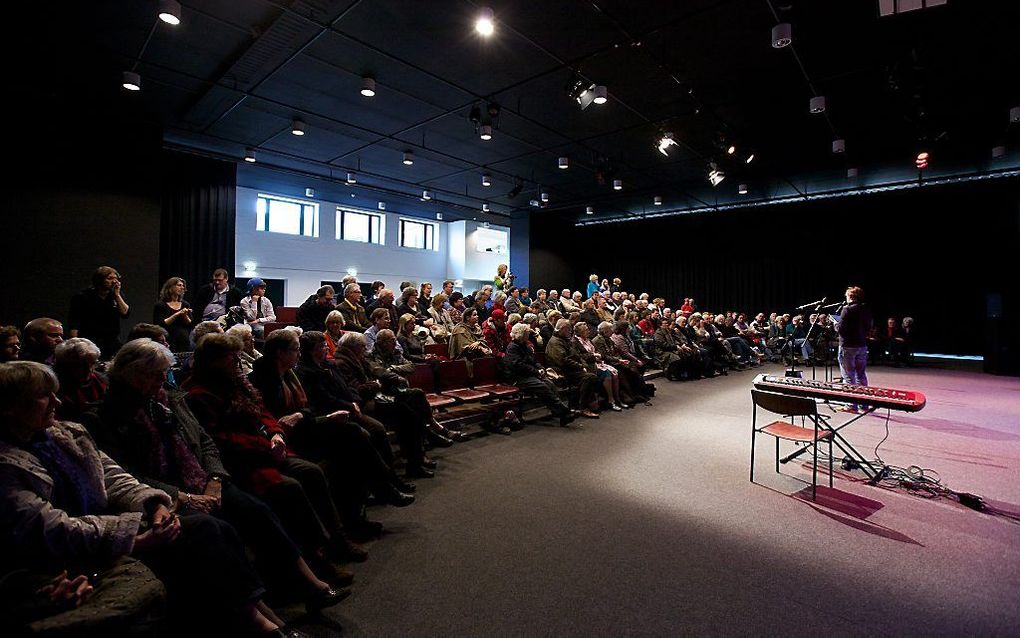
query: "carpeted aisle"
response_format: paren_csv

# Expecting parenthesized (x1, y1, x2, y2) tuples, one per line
(310, 363, 1020, 636)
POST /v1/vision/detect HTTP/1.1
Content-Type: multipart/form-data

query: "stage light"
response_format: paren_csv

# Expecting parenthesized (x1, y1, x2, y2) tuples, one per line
(360, 76, 376, 97)
(745, 153, 755, 164)
(541, 191, 549, 202)
(158, 0, 181, 25)
(475, 7, 494, 36)
(772, 23, 792, 48)
(653, 196, 662, 206)
(291, 118, 305, 136)
(707, 163, 725, 186)
(482, 203, 490, 212)
(483, 221, 490, 228)
(613, 179, 622, 190)
(727, 145, 736, 155)
(479, 124, 492, 140)
(738, 183, 748, 195)
(121, 71, 141, 91)
(378, 202, 386, 211)
(436, 212, 443, 220)
(832, 139, 846, 153)
(482, 174, 492, 187)
(558, 157, 569, 169)
(809, 95, 826, 114)
(586, 206, 594, 215)
(244, 148, 256, 163)
(305, 188, 315, 198)
(421, 190, 432, 201)
(592, 85, 608, 105)
(346, 172, 357, 184)
(402, 150, 414, 165)
(915, 151, 929, 169)
(656, 132, 678, 156)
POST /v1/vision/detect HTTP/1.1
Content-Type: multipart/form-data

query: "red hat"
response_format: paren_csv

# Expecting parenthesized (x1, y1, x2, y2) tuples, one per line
(490, 308, 506, 319)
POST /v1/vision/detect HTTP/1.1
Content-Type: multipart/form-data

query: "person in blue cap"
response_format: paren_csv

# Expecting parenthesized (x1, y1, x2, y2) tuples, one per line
(240, 277, 276, 338)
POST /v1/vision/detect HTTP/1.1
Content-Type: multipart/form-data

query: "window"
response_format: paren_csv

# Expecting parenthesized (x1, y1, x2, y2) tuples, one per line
(399, 218, 438, 251)
(475, 227, 508, 254)
(337, 208, 384, 244)
(256, 194, 318, 237)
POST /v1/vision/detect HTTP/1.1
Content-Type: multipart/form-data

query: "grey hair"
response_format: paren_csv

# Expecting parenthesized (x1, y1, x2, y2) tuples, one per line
(555, 319, 571, 332)
(338, 331, 367, 350)
(344, 283, 360, 297)
(523, 313, 538, 324)
(903, 316, 914, 327)
(0, 361, 59, 413)
(507, 313, 522, 324)
(54, 338, 101, 366)
(597, 321, 615, 335)
(510, 322, 531, 340)
(326, 310, 345, 326)
(572, 322, 590, 336)
(109, 339, 175, 383)
(191, 320, 224, 347)
(225, 323, 252, 339)
(536, 289, 546, 296)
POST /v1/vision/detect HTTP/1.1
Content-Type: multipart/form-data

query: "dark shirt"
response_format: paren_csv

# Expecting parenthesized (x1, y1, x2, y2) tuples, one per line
(68, 288, 127, 357)
(296, 295, 332, 332)
(153, 300, 193, 352)
(837, 302, 872, 348)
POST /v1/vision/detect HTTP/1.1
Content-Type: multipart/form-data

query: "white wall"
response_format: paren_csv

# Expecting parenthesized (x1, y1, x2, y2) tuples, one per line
(236, 187, 449, 306)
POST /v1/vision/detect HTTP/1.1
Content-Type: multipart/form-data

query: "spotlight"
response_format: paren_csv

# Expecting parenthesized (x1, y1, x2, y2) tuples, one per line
(541, 191, 549, 203)
(586, 206, 594, 215)
(653, 196, 662, 206)
(847, 167, 859, 178)
(558, 156, 569, 169)
(738, 183, 748, 195)
(346, 172, 357, 184)
(378, 202, 386, 211)
(809, 95, 826, 114)
(707, 163, 725, 187)
(421, 190, 432, 201)
(915, 151, 929, 169)
(360, 76, 376, 97)
(475, 7, 495, 36)
(1011, 106, 1020, 124)
(572, 81, 607, 109)
(832, 139, 846, 154)
(305, 188, 315, 198)
(482, 203, 490, 212)
(468, 104, 481, 124)
(613, 179, 622, 190)
(244, 148, 256, 163)
(402, 150, 414, 165)
(482, 174, 492, 187)
(592, 85, 608, 105)
(772, 23, 792, 48)
(479, 124, 492, 140)
(436, 212, 443, 220)
(507, 177, 524, 199)
(291, 118, 306, 136)
(745, 153, 755, 164)
(727, 145, 736, 155)
(992, 146, 1006, 159)
(656, 132, 678, 156)
(121, 71, 141, 91)
(158, 0, 181, 25)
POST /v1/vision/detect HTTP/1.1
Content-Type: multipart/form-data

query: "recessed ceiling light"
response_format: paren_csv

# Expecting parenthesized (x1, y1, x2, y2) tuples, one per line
(745, 153, 755, 164)
(422, 190, 432, 201)
(708, 163, 725, 186)
(291, 118, 306, 136)
(541, 191, 549, 202)
(378, 201, 386, 210)
(158, 0, 181, 25)
(121, 71, 141, 91)
(656, 132, 678, 156)
(244, 148, 256, 163)
(475, 7, 495, 36)
(436, 212, 443, 220)
(360, 76, 376, 97)
(482, 203, 490, 212)
(305, 188, 315, 198)
(346, 172, 357, 184)
(727, 145, 736, 155)
(847, 167, 859, 178)
(402, 150, 414, 165)
(482, 174, 492, 187)
(479, 124, 492, 140)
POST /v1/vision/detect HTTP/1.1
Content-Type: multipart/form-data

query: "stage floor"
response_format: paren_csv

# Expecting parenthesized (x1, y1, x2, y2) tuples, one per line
(309, 362, 1020, 636)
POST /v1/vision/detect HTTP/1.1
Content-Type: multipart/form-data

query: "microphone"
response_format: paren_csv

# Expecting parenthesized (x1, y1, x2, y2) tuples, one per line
(796, 297, 826, 311)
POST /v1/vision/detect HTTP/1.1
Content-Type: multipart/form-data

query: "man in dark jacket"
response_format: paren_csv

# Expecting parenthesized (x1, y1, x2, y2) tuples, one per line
(296, 285, 336, 332)
(193, 269, 244, 322)
(504, 323, 576, 426)
(544, 319, 600, 417)
(835, 286, 873, 411)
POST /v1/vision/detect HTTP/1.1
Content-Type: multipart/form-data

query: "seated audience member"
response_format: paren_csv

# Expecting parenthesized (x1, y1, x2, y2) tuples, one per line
(367, 288, 399, 327)
(674, 315, 716, 378)
(297, 285, 336, 332)
(652, 318, 687, 381)
(226, 323, 262, 375)
(338, 284, 370, 332)
(241, 277, 277, 338)
(152, 277, 193, 352)
(367, 280, 386, 306)
(610, 278, 623, 294)
(716, 314, 759, 366)
(438, 280, 455, 307)
(365, 307, 401, 355)
(898, 317, 916, 365)
(0, 325, 21, 363)
(194, 268, 244, 322)
(503, 287, 523, 315)
(539, 310, 562, 348)
(53, 338, 108, 422)
(481, 308, 511, 356)
(323, 310, 346, 358)
(547, 289, 561, 310)
(448, 292, 466, 325)
(395, 286, 423, 320)
(190, 320, 224, 349)
(533, 289, 551, 313)
(68, 266, 130, 359)
(586, 274, 600, 299)
(471, 289, 492, 322)
(448, 308, 492, 360)
(182, 334, 351, 567)
(128, 323, 171, 349)
(522, 313, 543, 350)
(545, 319, 600, 418)
(398, 313, 431, 363)
(504, 323, 577, 427)
(573, 322, 625, 411)
(417, 282, 433, 310)
(427, 294, 454, 342)
(578, 299, 601, 332)
(593, 322, 651, 402)
(519, 287, 533, 308)
(0, 361, 294, 635)
(84, 339, 347, 606)
(250, 330, 414, 542)
(333, 332, 441, 475)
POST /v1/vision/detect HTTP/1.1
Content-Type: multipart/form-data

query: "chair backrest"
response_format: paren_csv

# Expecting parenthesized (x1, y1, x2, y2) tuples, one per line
(471, 356, 498, 385)
(424, 343, 447, 357)
(751, 389, 817, 417)
(276, 306, 298, 323)
(408, 363, 436, 393)
(437, 359, 472, 390)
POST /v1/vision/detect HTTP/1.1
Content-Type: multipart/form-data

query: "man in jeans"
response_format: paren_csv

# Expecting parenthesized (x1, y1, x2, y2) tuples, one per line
(835, 286, 873, 412)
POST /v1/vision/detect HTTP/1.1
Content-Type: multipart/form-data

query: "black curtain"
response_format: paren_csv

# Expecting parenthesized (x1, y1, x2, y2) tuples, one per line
(531, 178, 1020, 357)
(159, 151, 237, 300)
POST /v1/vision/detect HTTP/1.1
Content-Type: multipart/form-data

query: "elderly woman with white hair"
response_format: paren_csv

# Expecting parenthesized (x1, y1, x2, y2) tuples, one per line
(190, 320, 224, 349)
(226, 323, 262, 375)
(504, 322, 577, 427)
(593, 321, 652, 404)
(0, 361, 301, 634)
(85, 338, 349, 609)
(544, 319, 600, 418)
(53, 337, 108, 422)
(573, 322, 626, 411)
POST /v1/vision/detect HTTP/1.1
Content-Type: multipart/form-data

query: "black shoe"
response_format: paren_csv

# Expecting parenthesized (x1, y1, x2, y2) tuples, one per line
(421, 457, 437, 469)
(559, 410, 580, 427)
(406, 465, 435, 479)
(425, 428, 455, 448)
(382, 484, 416, 506)
(393, 478, 417, 493)
(305, 586, 351, 613)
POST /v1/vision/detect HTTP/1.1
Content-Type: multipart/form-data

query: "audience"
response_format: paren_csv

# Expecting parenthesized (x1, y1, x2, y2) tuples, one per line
(337, 284, 370, 332)
(297, 285, 336, 332)
(0, 325, 21, 363)
(194, 268, 243, 323)
(53, 338, 108, 422)
(67, 266, 130, 358)
(21, 318, 65, 366)
(153, 277, 193, 352)
(241, 277, 277, 338)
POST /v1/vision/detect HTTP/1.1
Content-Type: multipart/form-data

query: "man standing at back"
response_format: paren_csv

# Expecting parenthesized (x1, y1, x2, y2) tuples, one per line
(194, 268, 243, 321)
(67, 266, 130, 358)
(835, 285, 872, 412)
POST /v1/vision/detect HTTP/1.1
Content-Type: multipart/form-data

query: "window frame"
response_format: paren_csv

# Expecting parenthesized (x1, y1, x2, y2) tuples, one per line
(398, 217, 439, 251)
(336, 207, 385, 245)
(256, 193, 319, 238)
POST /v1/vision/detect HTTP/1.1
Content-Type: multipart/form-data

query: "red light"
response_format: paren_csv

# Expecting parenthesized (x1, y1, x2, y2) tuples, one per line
(915, 151, 929, 169)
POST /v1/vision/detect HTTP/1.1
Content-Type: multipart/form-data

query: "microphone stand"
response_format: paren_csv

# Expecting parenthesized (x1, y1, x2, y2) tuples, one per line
(785, 298, 827, 378)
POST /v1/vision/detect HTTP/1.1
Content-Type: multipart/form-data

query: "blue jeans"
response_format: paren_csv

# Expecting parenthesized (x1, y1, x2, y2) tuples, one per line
(838, 345, 868, 409)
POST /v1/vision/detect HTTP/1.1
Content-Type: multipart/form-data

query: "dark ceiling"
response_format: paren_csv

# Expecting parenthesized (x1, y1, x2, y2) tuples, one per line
(13, 0, 1020, 223)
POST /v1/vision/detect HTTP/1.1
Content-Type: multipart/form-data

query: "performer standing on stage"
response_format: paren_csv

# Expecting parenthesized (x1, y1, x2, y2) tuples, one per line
(835, 286, 872, 412)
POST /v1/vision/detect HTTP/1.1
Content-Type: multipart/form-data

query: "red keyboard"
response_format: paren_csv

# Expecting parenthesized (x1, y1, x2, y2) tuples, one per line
(752, 374, 926, 412)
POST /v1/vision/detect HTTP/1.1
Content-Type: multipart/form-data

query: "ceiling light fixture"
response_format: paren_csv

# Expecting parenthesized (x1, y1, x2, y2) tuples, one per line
(558, 156, 569, 169)
(738, 183, 748, 195)
(402, 150, 414, 165)
(305, 188, 315, 198)
(436, 212, 443, 220)
(244, 148, 256, 163)
(745, 153, 755, 164)
(421, 190, 432, 201)
(915, 151, 929, 169)
(360, 76, 376, 97)
(475, 7, 495, 36)
(121, 71, 141, 91)
(541, 191, 549, 202)
(1010, 106, 1020, 123)
(809, 95, 826, 114)
(991, 146, 1006, 159)
(346, 172, 357, 184)
(482, 203, 490, 212)
(656, 132, 678, 156)
(291, 118, 306, 136)
(727, 144, 736, 155)
(832, 139, 846, 154)
(378, 202, 386, 211)
(612, 179, 622, 190)
(653, 196, 662, 206)
(586, 206, 594, 215)
(482, 174, 492, 187)
(479, 124, 492, 140)
(707, 163, 725, 187)
(158, 0, 181, 25)
(772, 23, 792, 48)
(592, 85, 608, 105)
(847, 167, 859, 178)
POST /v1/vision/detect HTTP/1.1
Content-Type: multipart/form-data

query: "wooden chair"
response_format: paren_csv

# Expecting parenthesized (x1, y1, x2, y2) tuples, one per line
(750, 389, 833, 500)
(437, 359, 490, 403)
